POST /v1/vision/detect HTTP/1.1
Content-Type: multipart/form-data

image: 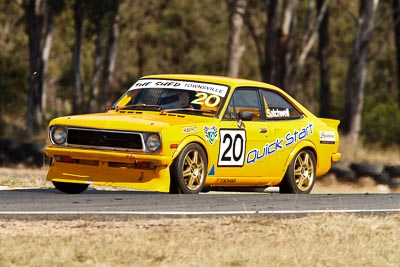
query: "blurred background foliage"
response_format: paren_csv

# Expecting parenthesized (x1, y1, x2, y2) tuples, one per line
(0, 0, 399, 147)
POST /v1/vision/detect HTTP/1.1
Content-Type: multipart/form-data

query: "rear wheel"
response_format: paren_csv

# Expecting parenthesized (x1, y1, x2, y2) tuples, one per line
(52, 181, 89, 194)
(170, 143, 207, 194)
(279, 149, 316, 194)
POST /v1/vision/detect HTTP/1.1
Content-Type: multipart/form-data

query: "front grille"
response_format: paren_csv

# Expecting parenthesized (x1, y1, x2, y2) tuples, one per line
(67, 128, 143, 150)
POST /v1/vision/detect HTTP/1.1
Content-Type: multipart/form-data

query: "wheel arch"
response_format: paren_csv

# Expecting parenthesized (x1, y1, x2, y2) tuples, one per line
(169, 137, 209, 194)
(283, 141, 318, 173)
(171, 135, 209, 164)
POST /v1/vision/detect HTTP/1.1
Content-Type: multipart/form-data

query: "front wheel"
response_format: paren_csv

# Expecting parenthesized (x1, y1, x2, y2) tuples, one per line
(170, 143, 207, 194)
(279, 149, 316, 194)
(52, 181, 89, 194)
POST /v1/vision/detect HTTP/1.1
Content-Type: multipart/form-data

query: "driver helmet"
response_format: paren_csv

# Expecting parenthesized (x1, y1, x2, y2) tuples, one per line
(160, 90, 190, 109)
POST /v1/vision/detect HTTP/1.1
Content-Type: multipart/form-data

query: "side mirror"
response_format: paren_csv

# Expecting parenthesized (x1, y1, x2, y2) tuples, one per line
(239, 110, 253, 121)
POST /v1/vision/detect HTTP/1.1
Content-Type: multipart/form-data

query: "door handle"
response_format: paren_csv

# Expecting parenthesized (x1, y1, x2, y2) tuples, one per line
(259, 128, 267, 133)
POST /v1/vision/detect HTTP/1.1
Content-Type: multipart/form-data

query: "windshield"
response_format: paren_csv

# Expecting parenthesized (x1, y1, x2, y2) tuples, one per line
(112, 79, 229, 117)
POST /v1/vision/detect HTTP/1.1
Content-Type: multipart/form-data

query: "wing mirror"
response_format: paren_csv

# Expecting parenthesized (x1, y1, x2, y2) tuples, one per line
(239, 111, 253, 121)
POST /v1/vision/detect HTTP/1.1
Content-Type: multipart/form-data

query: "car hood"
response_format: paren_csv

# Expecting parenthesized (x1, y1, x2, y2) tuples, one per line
(49, 111, 213, 132)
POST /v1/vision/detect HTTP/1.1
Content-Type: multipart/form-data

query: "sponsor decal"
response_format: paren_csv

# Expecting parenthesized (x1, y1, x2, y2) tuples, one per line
(247, 138, 284, 164)
(131, 79, 229, 97)
(320, 131, 335, 144)
(284, 122, 313, 147)
(182, 126, 198, 134)
(203, 126, 218, 145)
(208, 164, 215, 176)
(247, 122, 313, 164)
(267, 108, 289, 118)
(216, 178, 236, 184)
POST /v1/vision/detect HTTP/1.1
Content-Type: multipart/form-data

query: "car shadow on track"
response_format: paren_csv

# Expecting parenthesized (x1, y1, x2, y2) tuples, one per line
(2, 188, 165, 195)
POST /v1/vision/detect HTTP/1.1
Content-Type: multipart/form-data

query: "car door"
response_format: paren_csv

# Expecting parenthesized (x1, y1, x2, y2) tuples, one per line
(259, 89, 313, 179)
(214, 88, 270, 184)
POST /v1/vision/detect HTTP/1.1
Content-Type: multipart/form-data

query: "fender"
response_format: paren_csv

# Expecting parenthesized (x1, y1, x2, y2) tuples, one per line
(171, 135, 209, 162)
(283, 140, 317, 173)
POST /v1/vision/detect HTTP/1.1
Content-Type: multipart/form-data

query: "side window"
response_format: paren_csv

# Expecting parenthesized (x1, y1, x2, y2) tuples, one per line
(262, 90, 302, 119)
(224, 89, 262, 121)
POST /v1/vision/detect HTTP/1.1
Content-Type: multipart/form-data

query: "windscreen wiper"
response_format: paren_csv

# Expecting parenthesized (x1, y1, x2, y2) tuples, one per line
(116, 104, 162, 111)
(161, 108, 216, 114)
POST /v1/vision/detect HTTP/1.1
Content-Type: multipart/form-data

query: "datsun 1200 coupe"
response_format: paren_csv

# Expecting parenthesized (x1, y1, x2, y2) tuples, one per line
(45, 74, 341, 194)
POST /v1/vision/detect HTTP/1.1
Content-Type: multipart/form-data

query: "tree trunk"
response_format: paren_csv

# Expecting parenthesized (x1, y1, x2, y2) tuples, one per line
(317, 0, 331, 118)
(100, 4, 120, 109)
(263, 0, 280, 83)
(280, 0, 297, 94)
(23, 0, 52, 132)
(89, 27, 104, 113)
(136, 37, 145, 79)
(285, 0, 331, 96)
(247, 0, 328, 99)
(262, 0, 297, 90)
(343, 0, 379, 149)
(227, 0, 248, 77)
(393, 0, 400, 105)
(41, 6, 54, 113)
(72, 0, 84, 114)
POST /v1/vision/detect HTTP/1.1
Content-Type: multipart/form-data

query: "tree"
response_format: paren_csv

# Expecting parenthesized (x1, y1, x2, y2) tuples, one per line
(226, 0, 248, 77)
(99, 1, 121, 110)
(244, 0, 296, 88)
(87, 6, 105, 113)
(287, 0, 331, 97)
(317, 0, 331, 117)
(87, 0, 121, 112)
(393, 0, 400, 105)
(343, 0, 379, 149)
(72, 0, 84, 114)
(18, 0, 54, 132)
(245, 0, 329, 97)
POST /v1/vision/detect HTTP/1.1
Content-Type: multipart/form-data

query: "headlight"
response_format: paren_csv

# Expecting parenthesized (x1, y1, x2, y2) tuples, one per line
(50, 126, 67, 145)
(145, 134, 161, 152)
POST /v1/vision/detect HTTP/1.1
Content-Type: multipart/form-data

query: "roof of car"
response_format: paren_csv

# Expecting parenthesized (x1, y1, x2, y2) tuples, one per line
(141, 74, 282, 91)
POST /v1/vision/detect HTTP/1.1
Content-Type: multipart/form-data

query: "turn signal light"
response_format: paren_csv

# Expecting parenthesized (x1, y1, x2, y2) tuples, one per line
(136, 162, 155, 170)
(55, 155, 74, 163)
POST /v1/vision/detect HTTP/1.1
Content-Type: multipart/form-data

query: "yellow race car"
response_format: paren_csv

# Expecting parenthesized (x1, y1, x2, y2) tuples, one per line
(45, 74, 341, 194)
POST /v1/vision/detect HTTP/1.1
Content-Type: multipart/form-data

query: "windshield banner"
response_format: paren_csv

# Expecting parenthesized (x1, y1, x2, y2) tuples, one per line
(130, 79, 229, 97)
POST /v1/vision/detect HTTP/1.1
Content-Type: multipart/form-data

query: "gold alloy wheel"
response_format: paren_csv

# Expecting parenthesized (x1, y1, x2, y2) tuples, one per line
(182, 148, 205, 191)
(293, 151, 315, 191)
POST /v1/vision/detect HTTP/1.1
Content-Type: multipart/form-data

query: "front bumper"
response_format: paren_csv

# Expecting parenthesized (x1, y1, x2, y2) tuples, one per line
(45, 147, 173, 192)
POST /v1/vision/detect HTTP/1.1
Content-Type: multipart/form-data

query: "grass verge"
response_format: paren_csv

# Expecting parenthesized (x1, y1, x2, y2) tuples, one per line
(0, 214, 399, 267)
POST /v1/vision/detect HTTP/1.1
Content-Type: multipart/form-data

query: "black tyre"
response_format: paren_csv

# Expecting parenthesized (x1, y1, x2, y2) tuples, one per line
(170, 143, 207, 194)
(52, 181, 89, 194)
(279, 149, 316, 194)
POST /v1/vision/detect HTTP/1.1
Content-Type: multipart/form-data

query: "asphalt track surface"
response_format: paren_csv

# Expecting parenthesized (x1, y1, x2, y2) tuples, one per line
(0, 188, 399, 217)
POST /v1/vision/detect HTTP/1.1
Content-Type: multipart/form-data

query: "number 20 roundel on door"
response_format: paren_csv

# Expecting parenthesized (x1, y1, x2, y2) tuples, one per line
(218, 129, 247, 167)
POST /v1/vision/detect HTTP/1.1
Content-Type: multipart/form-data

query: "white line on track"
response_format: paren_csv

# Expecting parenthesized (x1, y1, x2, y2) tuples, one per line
(0, 186, 22, 190)
(0, 186, 38, 191)
(0, 209, 399, 216)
